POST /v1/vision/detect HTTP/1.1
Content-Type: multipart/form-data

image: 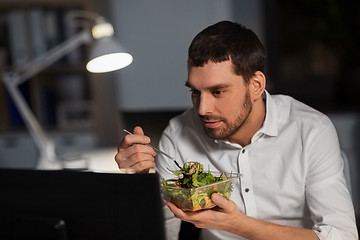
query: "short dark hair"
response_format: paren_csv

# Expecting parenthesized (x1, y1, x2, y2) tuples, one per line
(187, 21, 266, 84)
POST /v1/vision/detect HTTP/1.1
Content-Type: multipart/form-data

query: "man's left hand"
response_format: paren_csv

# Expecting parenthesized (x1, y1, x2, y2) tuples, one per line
(166, 193, 242, 231)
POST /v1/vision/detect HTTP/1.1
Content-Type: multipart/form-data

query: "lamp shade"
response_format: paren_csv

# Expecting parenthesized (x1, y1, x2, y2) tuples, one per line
(86, 36, 133, 73)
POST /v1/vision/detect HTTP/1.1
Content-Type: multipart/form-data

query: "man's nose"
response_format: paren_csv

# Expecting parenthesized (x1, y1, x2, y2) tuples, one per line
(198, 94, 213, 116)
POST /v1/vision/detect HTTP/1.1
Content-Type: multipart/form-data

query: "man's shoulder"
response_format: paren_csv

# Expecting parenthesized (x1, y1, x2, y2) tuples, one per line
(169, 108, 197, 124)
(270, 94, 332, 128)
(166, 108, 198, 131)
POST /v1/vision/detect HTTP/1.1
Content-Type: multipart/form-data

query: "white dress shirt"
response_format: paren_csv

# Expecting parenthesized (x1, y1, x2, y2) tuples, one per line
(155, 91, 358, 240)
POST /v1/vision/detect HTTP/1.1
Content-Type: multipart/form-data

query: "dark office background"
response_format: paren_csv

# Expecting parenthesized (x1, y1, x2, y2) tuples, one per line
(264, 0, 360, 113)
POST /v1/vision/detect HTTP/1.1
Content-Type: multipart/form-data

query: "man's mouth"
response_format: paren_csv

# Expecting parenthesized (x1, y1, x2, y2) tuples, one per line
(203, 120, 222, 129)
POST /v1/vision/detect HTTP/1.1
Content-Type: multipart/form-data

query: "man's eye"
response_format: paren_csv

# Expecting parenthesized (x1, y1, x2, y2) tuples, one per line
(213, 90, 223, 95)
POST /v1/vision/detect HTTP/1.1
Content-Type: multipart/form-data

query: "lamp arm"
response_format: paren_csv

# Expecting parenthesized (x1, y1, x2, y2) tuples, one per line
(3, 72, 58, 169)
(2, 30, 92, 169)
(66, 10, 106, 24)
(14, 30, 92, 85)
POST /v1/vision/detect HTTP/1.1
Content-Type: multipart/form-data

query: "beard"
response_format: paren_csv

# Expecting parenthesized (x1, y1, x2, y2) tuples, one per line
(200, 90, 253, 140)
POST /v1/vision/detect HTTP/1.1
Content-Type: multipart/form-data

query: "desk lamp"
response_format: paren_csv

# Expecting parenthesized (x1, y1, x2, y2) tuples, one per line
(2, 10, 133, 169)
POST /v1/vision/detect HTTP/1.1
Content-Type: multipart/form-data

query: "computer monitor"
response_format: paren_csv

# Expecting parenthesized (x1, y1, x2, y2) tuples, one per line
(0, 169, 165, 240)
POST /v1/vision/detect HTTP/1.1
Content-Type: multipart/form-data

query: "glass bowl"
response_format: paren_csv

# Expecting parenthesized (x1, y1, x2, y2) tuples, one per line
(161, 173, 238, 211)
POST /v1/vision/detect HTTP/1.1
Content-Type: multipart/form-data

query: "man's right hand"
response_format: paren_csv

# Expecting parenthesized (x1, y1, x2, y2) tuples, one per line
(115, 126, 157, 173)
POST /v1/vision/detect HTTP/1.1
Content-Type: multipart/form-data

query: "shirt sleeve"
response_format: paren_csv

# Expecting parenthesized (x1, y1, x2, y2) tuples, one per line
(304, 117, 358, 239)
(155, 127, 182, 240)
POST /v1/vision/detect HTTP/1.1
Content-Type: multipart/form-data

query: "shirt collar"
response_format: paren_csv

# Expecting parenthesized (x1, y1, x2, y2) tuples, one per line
(259, 90, 278, 137)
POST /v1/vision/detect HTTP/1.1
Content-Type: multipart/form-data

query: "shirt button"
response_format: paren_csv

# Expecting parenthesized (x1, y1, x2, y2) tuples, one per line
(242, 149, 245, 154)
(245, 188, 250, 193)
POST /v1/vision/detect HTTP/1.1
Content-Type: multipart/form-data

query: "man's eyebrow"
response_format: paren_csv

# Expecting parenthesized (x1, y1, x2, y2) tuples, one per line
(207, 84, 231, 91)
(185, 81, 231, 91)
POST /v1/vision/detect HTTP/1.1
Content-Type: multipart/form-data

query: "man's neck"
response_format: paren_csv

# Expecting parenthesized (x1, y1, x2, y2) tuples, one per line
(227, 97, 266, 147)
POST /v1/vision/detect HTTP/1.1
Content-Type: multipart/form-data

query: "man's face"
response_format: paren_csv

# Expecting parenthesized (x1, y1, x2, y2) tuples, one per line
(186, 60, 252, 140)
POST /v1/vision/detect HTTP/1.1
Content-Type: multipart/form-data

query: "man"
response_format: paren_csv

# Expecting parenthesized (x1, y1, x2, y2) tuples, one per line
(115, 21, 358, 239)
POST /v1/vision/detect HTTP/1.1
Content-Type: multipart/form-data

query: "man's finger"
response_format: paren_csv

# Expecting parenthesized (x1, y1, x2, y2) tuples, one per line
(211, 193, 227, 208)
(133, 126, 145, 135)
(120, 132, 150, 148)
(166, 202, 187, 220)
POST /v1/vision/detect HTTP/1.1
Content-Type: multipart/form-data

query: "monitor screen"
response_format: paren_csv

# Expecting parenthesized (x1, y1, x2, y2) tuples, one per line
(0, 169, 165, 240)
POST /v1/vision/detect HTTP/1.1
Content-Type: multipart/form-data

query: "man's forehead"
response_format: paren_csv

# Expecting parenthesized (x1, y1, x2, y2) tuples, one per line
(187, 63, 242, 88)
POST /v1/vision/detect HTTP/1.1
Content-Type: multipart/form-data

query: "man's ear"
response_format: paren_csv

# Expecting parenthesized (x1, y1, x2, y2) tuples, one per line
(250, 71, 266, 101)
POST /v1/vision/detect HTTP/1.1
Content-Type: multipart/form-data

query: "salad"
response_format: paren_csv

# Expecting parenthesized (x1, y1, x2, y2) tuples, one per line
(161, 162, 235, 211)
